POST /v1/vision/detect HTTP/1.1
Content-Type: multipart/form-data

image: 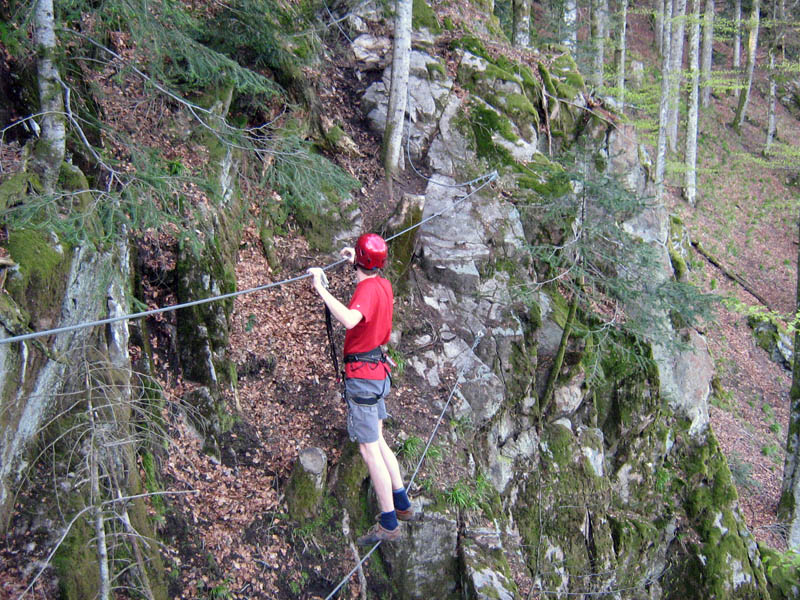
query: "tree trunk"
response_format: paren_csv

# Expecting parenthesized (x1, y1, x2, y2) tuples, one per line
(656, 0, 665, 56)
(765, 0, 783, 153)
(667, 0, 687, 152)
(616, 0, 629, 110)
(684, 0, 701, 206)
(513, 0, 531, 47)
(699, 0, 714, 107)
(32, 0, 66, 194)
(733, 0, 742, 99)
(591, 0, 609, 88)
(383, 0, 412, 180)
(779, 214, 800, 550)
(732, 0, 759, 132)
(563, 0, 578, 50)
(656, 0, 674, 201)
(765, 47, 777, 152)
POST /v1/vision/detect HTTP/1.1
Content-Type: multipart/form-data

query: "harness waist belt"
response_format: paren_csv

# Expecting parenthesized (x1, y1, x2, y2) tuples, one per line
(344, 347, 386, 364)
(351, 396, 379, 406)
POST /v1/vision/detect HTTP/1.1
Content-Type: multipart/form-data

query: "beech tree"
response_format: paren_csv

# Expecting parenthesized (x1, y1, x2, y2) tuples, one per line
(732, 0, 759, 132)
(684, 0, 701, 206)
(563, 0, 578, 50)
(764, 0, 785, 153)
(780, 215, 800, 551)
(383, 0, 412, 182)
(656, 0, 666, 56)
(655, 0, 674, 201)
(733, 0, 742, 98)
(31, 0, 65, 193)
(591, 0, 609, 88)
(513, 0, 532, 47)
(616, 0, 629, 110)
(699, 0, 714, 107)
(667, 0, 687, 152)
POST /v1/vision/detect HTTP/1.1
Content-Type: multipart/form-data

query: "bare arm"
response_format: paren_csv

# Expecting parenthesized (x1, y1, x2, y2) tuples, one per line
(308, 266, 363, 329)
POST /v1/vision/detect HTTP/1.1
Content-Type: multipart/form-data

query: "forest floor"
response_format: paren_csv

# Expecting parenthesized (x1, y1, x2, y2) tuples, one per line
(2, 4, 799, 600)
(626, 10, 798, 551)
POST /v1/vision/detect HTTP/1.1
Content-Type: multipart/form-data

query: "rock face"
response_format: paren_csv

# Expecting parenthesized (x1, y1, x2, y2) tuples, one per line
(350, 15, 770, 600)
(0, 236, 130, 528)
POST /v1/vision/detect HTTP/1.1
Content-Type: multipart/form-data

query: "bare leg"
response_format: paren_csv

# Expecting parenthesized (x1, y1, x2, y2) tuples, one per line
(377, 420, 405, 490)
(359, 441, 394, 514)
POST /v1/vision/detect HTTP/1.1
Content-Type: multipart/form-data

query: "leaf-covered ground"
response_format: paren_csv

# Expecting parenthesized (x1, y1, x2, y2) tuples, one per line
(2, 3, 799, 599)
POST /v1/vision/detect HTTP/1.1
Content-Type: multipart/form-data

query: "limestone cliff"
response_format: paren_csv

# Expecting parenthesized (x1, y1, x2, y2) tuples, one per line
(343, 6, 770, 598)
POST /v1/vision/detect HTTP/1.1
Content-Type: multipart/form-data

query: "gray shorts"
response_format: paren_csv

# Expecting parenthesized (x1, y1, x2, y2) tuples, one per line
(345, 377, 390, 444)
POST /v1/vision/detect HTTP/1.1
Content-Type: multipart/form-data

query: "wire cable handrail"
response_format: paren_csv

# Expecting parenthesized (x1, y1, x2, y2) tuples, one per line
(0, 171, 496, 347)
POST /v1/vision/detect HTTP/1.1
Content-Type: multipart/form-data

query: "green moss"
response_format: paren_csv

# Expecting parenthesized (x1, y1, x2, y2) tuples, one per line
(426, 60, 447, 81)
(502, 92, 540, 130)
(126, 469, 169, 600)
(324, 124, 345, 145)
(388, 205, 422, 296)
(0, 171, 32, 211)
(412, 0, 440, 31)
(760, 545, 800, 599)
(537, 60, 584, 136)
(669, 248, 688, 281)
(544, 287, 570, 329)
(451, 35, 489, 60)
(543, 422, 574, 466)
(550, 54, 585, 98)
(685, 433, 738, 515)
(5, 229, 71, 322)
(333, 442, 370, 531)
(292, 197, 343, 252)
(52, 514, 100, 599)
(517, 153, 570, 199)
(287, 464, 324, 523)
(141, 451, 166, 514)
(470, 103, 516, 166)
(670, 430, 770, 598)
(0, 291, 32, 336)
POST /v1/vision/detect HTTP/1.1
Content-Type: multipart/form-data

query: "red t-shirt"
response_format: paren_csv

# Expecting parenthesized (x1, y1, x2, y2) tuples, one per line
(343, 276, 393, 380)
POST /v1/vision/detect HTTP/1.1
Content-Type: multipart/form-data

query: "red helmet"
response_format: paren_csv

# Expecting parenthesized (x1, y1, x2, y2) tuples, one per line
(354, 233, 388, 270)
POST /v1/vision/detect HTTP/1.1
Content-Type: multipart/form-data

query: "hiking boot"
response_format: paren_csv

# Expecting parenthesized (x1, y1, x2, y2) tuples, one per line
(396, 507, 419, 522)
(356, 522, 401, 546)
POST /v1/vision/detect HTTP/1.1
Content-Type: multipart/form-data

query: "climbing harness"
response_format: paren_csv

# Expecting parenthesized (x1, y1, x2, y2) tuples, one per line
(323, 333, 483, 600)
(343, 347, 387, 366)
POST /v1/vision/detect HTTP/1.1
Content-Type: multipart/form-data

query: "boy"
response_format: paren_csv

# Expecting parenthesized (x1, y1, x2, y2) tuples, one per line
(308, 233, 413, 545)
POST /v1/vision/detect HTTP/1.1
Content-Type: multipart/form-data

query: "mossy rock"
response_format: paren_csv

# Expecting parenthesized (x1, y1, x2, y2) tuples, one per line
(747, 314, 782, 355)
(537, 61, 584, 137)
(515, 426, 616, 594)
(5, 229, 71, 326)
(412, 0, 440, 32)
(52, 514, 100, 600)
(0, 171, 35, 212)
(387, 203, 422, 296)
(517, 153, 570, 199)
(332, 441, 370, 531)
(451, 35, 490, 61)
(292, 196, 349, 253)
(669, 430, 770, 598)
(549, 54, 585, 100)
(469, 101, 518, 168)
(760, 545, 800, 599)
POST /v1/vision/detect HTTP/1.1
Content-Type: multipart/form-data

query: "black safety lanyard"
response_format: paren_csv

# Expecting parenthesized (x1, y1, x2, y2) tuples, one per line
(324, 304, 347, 402)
